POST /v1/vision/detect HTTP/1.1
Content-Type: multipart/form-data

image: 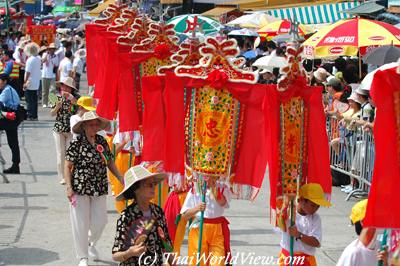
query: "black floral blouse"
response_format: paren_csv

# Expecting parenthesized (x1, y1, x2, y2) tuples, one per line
(65, 134, 112, 196)
(53, 95, 79, 133)
(112, 203, 173, 266)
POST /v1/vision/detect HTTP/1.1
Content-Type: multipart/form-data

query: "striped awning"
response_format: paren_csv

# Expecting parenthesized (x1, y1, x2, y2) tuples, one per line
(265, 1, 361, 25)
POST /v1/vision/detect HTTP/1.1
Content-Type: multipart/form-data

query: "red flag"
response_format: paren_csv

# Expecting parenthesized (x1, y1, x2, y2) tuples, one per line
(141, 75, 166, 161)
(363, 68, 400, 229)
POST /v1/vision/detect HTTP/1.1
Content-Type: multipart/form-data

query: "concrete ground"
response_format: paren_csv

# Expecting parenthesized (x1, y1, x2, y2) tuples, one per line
(0, 75, 362, 266)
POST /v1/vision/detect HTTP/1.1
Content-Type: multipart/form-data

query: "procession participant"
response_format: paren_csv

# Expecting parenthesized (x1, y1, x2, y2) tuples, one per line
(23, 42, 41, 120)
(41, 43, 58, 108)
(337, 200, 379, 266)
(51, 77, 79, 185)
(66, 111, 123, 266)
(70, 96, 96, 140)
(278, 183, 331, 266)
(0, 73, 21, 174)
(2, 50, 20, 96)
(181, 177, 231, 266)
(112, 165, 174, 266)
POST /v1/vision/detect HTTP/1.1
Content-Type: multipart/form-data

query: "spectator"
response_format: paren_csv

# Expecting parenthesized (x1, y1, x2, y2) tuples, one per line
(355, 87, 374, 123)
(58, 50, 73, 81)
(73, 49, 85, 91)
(311, 67, 330, 86)
(41, 43, 58, 108)
(0, 73, 21, 174)
(13, 40, 28, 98)
(23, 42, 41, 121)
(2, 50, 20, 96)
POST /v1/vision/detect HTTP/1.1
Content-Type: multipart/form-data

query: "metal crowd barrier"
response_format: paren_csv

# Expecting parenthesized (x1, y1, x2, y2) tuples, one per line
(326, 116, 375, 201)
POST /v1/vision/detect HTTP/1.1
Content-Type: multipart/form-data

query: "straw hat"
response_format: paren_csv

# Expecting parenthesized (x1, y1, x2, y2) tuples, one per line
(77, 96, 96, 111)
(313, 68, 330, 82)
(72, 111, 110, 134)
(56, 77, 77, 90)
(39, 46, 48, 54)
(299, 183, 331, 207)
(48, 43, 57, 49)
(116, 165, 167, 201)
(350, 199, 368, 224)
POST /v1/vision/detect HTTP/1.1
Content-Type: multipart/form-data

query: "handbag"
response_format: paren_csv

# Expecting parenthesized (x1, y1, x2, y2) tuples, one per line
(15, 104, 27, 125)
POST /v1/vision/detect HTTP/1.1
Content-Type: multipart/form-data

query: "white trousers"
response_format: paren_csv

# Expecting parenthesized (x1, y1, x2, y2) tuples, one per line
(53, 131, 72, 179)
(70, 195, 108, 259)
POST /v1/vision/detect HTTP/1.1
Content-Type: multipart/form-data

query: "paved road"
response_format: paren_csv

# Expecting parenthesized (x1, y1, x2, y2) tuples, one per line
(0, 76, 360, 266)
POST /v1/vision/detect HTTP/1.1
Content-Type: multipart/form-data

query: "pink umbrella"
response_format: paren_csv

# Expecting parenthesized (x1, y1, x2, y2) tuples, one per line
(0, 7, 16, 16)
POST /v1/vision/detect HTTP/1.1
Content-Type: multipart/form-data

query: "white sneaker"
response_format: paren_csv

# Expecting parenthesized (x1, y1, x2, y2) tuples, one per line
(59, 179, 66, 185)
(42, 104, 47, 108)
(88, 245, 99, 260)
(78, 258, 88, 266)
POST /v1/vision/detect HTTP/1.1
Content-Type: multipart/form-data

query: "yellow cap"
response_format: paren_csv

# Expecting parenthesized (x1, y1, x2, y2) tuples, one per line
(350, 199, 368, 224)
(77, 96, 96, 111)
(299, 183, 331, 207)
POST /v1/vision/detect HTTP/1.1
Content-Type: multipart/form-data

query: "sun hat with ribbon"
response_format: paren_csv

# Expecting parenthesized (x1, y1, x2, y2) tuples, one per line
(116, 165, 167, 201)
(350, 199, 368, 224)
(299, 183, 331, 207)
(77, 96, 96, 111)
(56, 77, 77, 90)
(72, 111, 110, 134)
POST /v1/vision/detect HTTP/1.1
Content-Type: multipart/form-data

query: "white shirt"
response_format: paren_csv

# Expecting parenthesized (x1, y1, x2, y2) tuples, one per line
(25, 56, 42, 91)
(55, 47, 65, 63)
(73, 57, 84, 75)
(181, 183, 230, 228)
(59, 58, 73, 81)
(112, 130, 133, 152)
(7, 38, 16, 51)
(13, 49, 27, 69)
(280, 212, 322, 256)
(70, 114, 82, 140)
(336, 239, 378, 266)
(42, 52, 58, 79)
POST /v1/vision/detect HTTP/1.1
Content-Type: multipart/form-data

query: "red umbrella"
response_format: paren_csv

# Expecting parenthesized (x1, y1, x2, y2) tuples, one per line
(0, 7, 16, 16)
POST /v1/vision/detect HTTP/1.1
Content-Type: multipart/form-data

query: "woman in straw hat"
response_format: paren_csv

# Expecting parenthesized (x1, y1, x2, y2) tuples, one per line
(51, 77, 80, 185)
(65, 111, 123, 266)
(112, 165, 175, 266)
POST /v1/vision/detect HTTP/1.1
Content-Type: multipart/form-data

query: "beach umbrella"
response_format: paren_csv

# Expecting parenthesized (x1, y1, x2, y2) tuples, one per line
(167, 14, 221, 36)
(226, 12, 278, 29)
(303, 18, 400, 59)
(228, 28, 259, 37)
(363, 45, 400, 65)
(252, 55, 288, 69)
(258, 19, 313, 38)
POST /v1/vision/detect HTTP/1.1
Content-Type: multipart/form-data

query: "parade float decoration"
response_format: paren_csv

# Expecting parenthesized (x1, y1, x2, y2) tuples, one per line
(264, 21, 331, 265)
(362, 63, 400, 266)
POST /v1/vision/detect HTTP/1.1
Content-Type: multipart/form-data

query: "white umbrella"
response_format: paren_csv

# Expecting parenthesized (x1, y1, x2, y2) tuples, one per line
(228, 29, 259, 37)
(252, 55, 288, 69)
(226, 12, 278, 29)
(360, 62, 398, 90)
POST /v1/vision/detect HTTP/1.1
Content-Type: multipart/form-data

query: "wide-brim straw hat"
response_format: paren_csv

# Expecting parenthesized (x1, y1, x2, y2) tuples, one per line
(48, 42, 57, 49)
(313, 68, 330, 82)
(116, 165, 167, 201)
(39, 46, 48, 53)
(72, 111, 110, 134)
(56, 77, 77, 90)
